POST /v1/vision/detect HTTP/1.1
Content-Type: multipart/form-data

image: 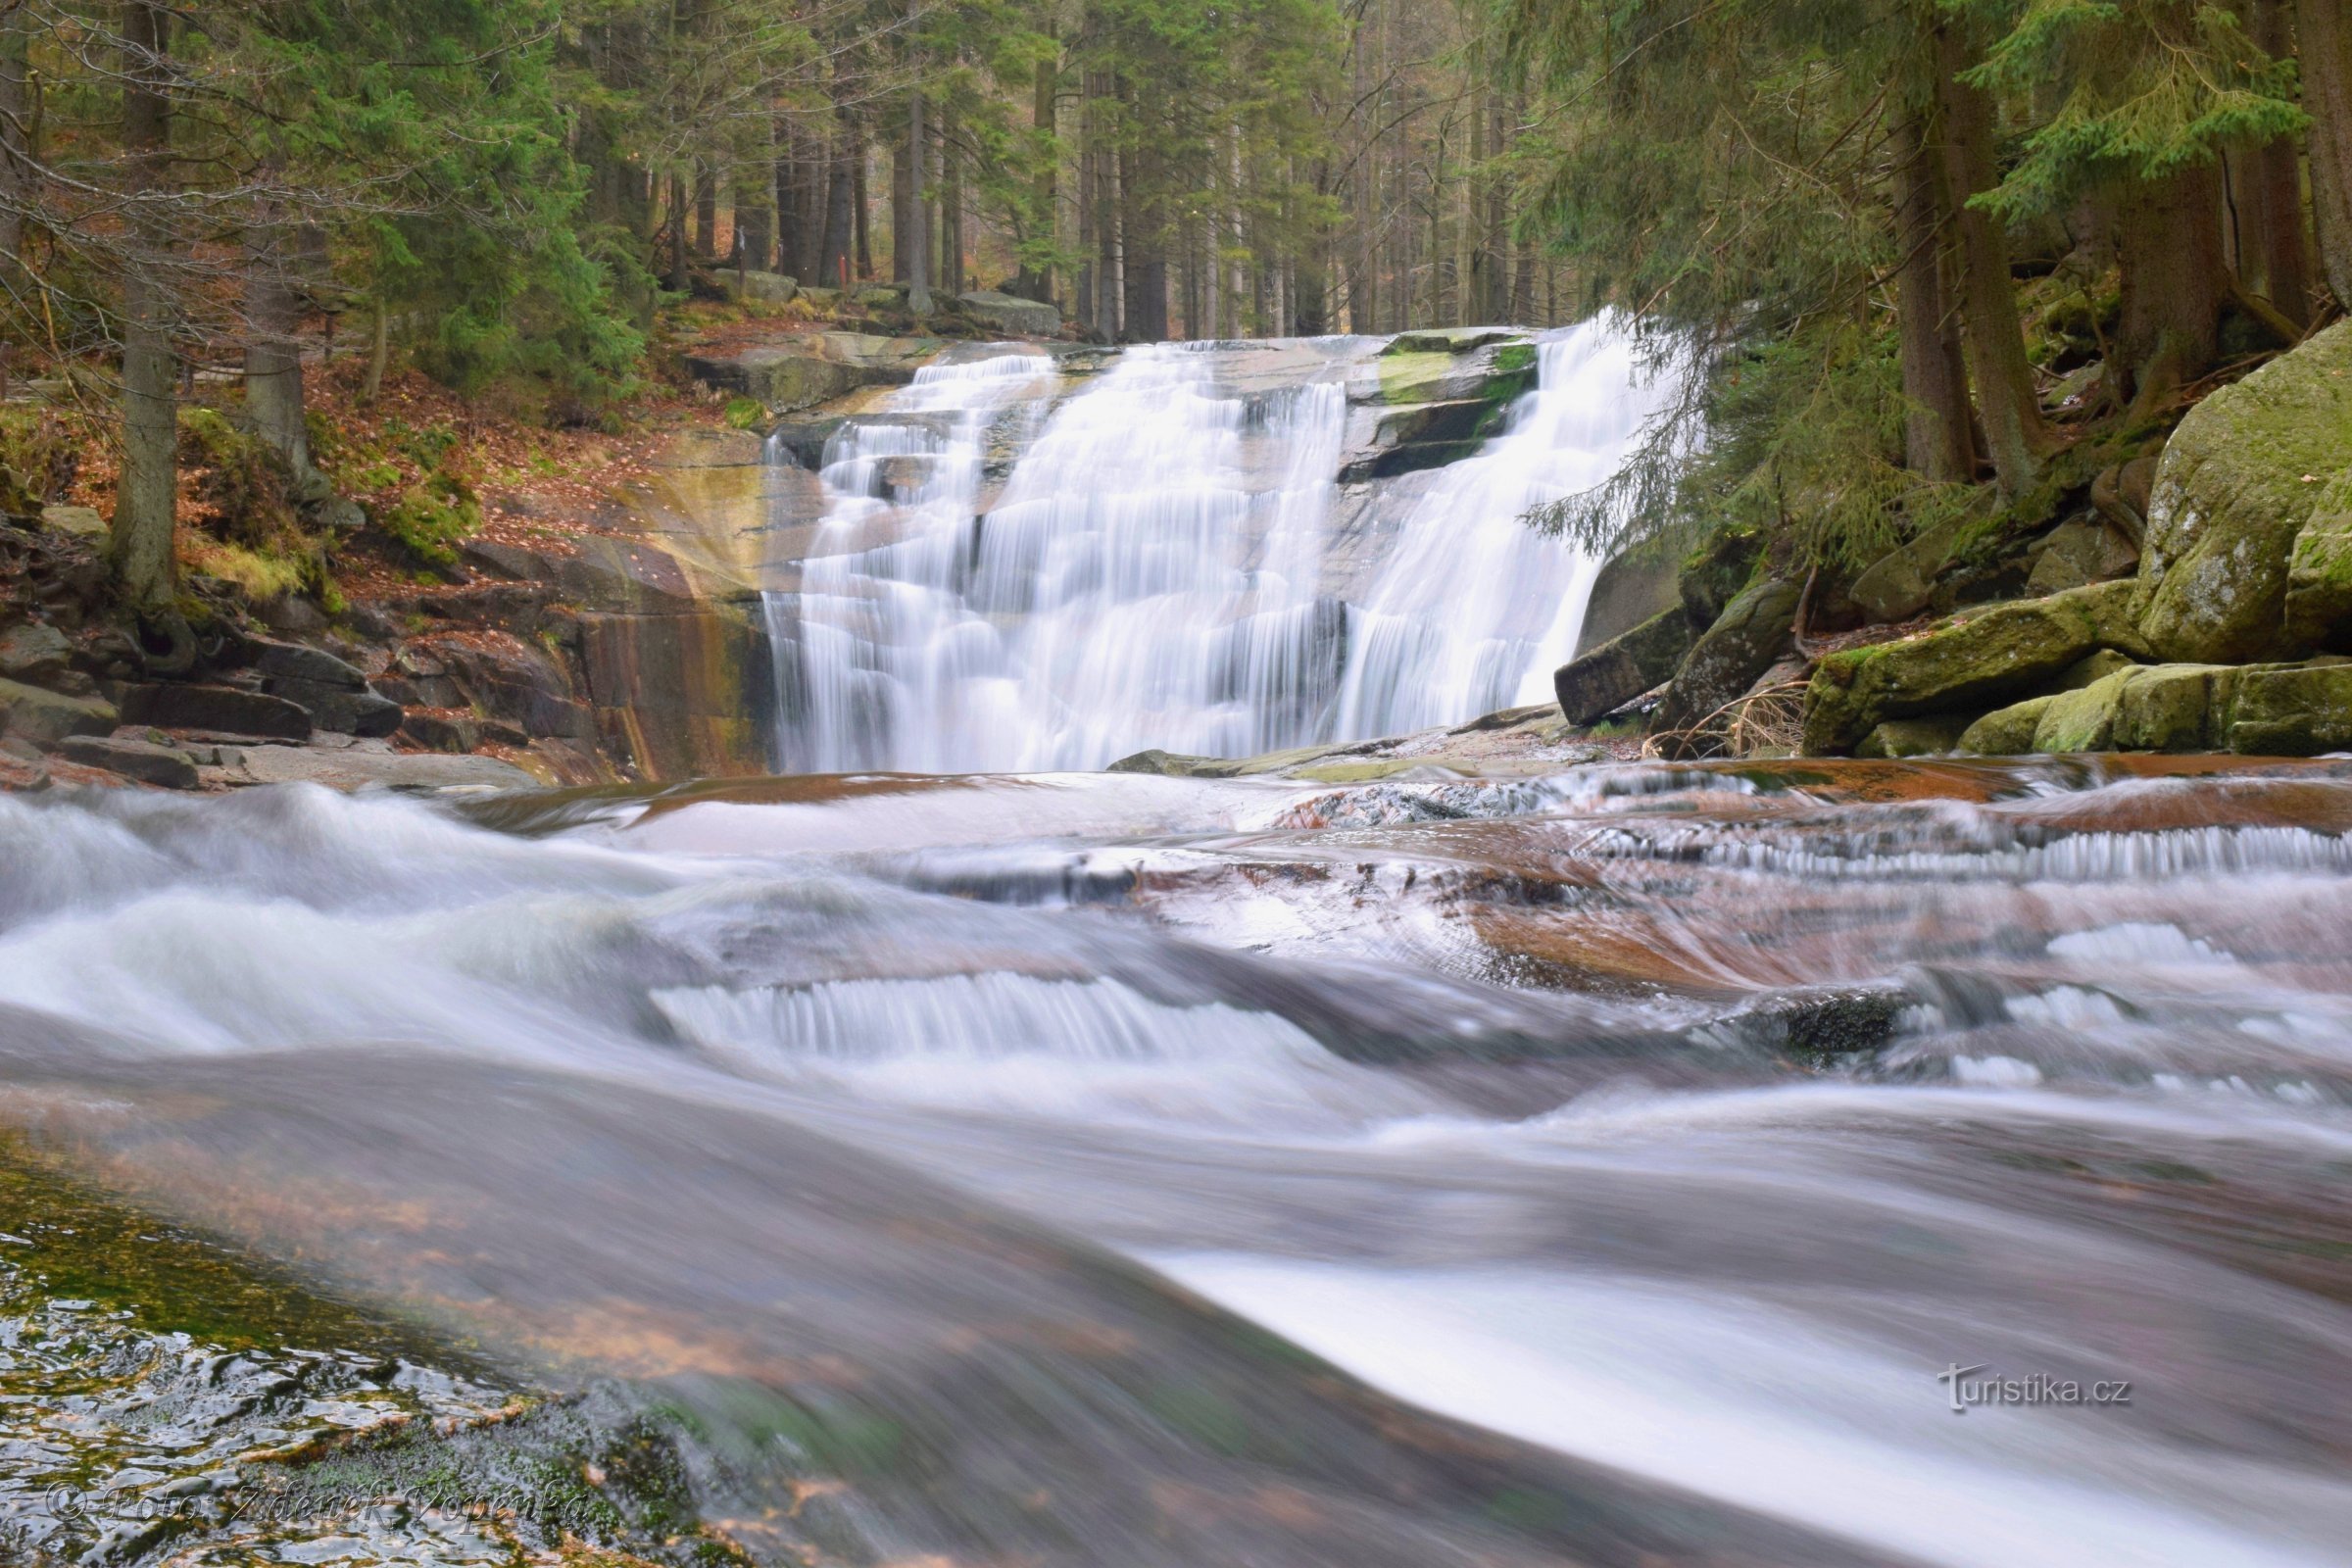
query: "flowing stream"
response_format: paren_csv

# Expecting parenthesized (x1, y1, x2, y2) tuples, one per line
(3, 331, 2351, 1568)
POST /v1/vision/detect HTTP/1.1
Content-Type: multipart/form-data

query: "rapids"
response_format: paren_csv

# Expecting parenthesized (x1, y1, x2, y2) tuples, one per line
(4, 756, 2352, 1567)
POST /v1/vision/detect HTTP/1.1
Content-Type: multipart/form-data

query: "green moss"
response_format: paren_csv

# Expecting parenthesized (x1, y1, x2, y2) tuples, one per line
(1377, 350, 1453, 404)
(381, 468, 482, 567)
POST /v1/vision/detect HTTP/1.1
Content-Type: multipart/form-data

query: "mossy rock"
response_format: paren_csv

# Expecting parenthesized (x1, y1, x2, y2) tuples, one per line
(2228, 662, 2352, 755)
(1678, 526, 1765, 627)
(2136, 319, 2352, 662)
(1375, 339, 1537, 407)
(1651, 577, 1802, 755)
(1554, 606, 1692, 724)
(1802, 581, 2148, 754)
(1855, 714, 1971, 758)
(1958, 695, 2057, 755)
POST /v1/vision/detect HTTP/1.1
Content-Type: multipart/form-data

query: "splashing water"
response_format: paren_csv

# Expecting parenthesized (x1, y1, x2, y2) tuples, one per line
(762, 320, 1671, 771)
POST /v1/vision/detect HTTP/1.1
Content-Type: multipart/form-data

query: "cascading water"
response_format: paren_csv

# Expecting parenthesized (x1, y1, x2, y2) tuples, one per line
(762, 318, 1670, 772)
(8, 758, 2352, 1568)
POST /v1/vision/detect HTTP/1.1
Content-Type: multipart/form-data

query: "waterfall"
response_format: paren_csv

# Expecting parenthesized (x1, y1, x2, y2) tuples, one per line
(763, 318, 1671, 774)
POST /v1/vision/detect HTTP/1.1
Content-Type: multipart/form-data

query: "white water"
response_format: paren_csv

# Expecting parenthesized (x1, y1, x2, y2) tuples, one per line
(762, 320, 1672, 772)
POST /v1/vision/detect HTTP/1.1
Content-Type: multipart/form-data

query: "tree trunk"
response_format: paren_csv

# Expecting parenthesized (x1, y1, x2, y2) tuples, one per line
(2116, 164, 2226, 415)
(906, 42, 931, 316)
(2230, 0, 2311, 323)
(243, 207, 315, 490)
(667, 173, 689, 291)
(1934, 21, 2052, 497)
(0, 4, 29, 305)
(2300, 0, 2352, 308)
(115, 2, 177, 608)
(853, 137, 872, 281)
(1891, 110, 1977, 483)
(1017, 39, 1057, 304)
(694, 163, 717, 260)
(942, 106, 963, 296)
(820, 135, 855, 291)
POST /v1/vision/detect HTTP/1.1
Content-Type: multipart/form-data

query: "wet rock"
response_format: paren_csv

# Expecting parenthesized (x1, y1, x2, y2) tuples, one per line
(1710, 983, 1913, 1065)
(2228, 662, 2352, 755)
(1958, 695, 2057, 755)
(577, 610, 769, 777)
(1370, 338, 1536, 407)
(764, 416, 848, 469)
(53, 734, 199, 789)
(1340, 397, 1511, 481)
(0, 621, 72, 682)
(121, 682, 312, 741)
(407, 631, 590, 741)
(1802, 581, 2148, 754)
(400, 710, 481, 753)
(1856, 715, 1971, 758)
(958, 290, 1060, 337)
(1552, 608, 1692, 724)
(2137, 318, 2352, 662)
(1385, 326, 1526, 354)
(231, 743, 536, 791)
(0, 676, 118, 746)
(1652, 578, 1803, 755)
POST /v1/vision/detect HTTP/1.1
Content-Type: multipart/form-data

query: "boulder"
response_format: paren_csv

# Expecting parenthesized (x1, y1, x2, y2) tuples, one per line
(121, 683, 312, 740)
(1552, 608, 1693, 724)
(400, 710, 481, 754)
(1960, 662, 2241, 754)
(854, 282, 910, 311)
(1678, 528, 1766, 628)
(267, 676, 404, 738)
(1340, 397, 1512, 481)
(0, 622, 73, 682)
(2282, 477, 2352, 653)
(957, 290, 1061, 338)
(1850, 515, 1967, 624)
(2031, 669, 2134, 752)
(1372, 338, 1537, 408)
(2025, 516, 2138, 595)
(2135, 318, 2352, 662)
(38, 504, 106, 540)
(2045, 647, 2142, 692)
(2228, 662, 2352, 755)
(1958, 696, 2056, 755)
(1855, 714, 1972, 758)
(53, 734, 199, 790)
(1575, 528, 1690, 657)
(721, 270, 798, 305)
(763, 416, 848, 469)
(249, 638, 367, 690)
(1385, 327, 1527, 354)
(1651, 578, 1802, 753)
(0, 677, 117, 746)
(1802, 581, 2148, 755)
(683, 332, 942, 414)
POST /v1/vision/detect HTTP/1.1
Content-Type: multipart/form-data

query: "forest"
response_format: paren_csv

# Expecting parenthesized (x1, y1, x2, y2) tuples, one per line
(0, 0, 2343, 636)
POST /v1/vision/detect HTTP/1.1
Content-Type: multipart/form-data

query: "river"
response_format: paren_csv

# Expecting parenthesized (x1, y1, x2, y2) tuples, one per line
(2, 327, 2349, 1568)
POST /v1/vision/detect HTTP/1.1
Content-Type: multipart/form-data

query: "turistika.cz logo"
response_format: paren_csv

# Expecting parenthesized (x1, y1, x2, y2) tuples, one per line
(1936, 1363, 2132, 1413)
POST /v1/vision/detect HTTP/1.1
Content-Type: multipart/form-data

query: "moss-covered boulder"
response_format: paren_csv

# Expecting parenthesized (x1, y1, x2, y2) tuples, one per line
(2228, 662, 2352, 755)
(2135, 319, 2352, 662)
(1553, 607, 1692, 723)
(1802, 581, 2147, 754)
(1850, 514, 1967, 624)
(1958, 695, 2057, 755)
(1652, 577, 1802, 755)
(1678, 527, 1765, 627)
(1855, 714, 1971, 758)
(0, 676, 117, 745)
(2282, 476, 2352, 652)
